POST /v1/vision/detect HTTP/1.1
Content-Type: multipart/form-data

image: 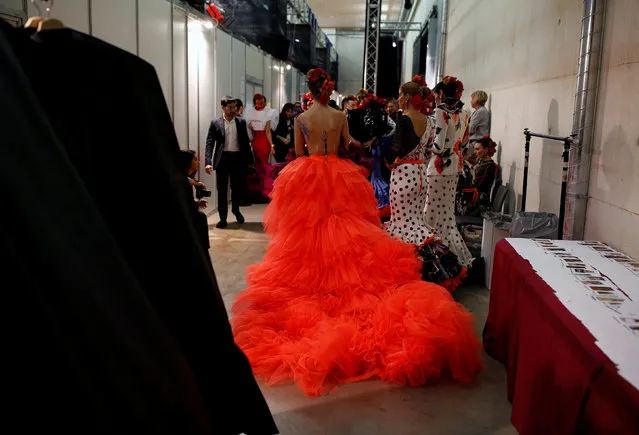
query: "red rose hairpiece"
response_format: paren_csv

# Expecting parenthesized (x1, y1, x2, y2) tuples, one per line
(412, 75, 426, 87)
(301, 92, 313, 111)
(357, 93, 387, 109)
(441, 75, 464, 99)
(479, 135, 497, 157)
(307, 68, 335, 105)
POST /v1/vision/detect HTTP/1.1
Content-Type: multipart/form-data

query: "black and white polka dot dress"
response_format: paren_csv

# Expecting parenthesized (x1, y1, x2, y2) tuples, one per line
(425, 105, 473, 268)
(387, 118, 436, 245)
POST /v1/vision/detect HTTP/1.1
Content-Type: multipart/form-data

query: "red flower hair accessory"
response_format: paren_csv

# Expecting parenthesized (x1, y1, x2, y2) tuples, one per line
(357, 93, 387, 109)
(319, 77, 335, 105)
(301, 92, 313, 111)
(307, 68, 335, 105)
(441, 75, 464, 99)
(478, 135, 497, 157)
(412, 75, 426, 87)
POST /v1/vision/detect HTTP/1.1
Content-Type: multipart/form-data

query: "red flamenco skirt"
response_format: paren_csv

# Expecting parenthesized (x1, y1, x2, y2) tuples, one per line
(249, 130, 271, 197)
(231, 155, 483, 397)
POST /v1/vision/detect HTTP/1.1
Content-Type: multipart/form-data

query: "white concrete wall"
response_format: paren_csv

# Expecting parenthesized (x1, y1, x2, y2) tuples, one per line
(439, 0, 639, 257)
(584, 0, 639, 257)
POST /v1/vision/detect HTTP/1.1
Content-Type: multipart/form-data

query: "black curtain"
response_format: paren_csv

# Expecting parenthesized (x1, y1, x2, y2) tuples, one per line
(214, 0, 289, 61)
(377, 35, 402, 99)
(315, 47, 328, 70)
(288, 23, 317, 73)
(330, 59, 339, 90)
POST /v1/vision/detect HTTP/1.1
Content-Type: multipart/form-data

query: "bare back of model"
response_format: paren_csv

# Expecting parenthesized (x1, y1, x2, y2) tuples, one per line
(293, 69, 350, 157)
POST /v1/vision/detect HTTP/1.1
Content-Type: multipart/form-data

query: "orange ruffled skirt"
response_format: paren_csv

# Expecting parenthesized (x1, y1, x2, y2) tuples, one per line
(231, 155, 483, 396)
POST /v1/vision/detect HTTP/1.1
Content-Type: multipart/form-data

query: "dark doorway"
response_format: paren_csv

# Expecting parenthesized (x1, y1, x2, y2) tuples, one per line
(377, 35, 403, 99)
(413, 24, 429, 77)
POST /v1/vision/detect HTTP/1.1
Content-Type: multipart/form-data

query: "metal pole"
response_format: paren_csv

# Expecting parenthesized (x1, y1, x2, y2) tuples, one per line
(526, 132, 572, 142)
(522, 128, 531, 212)
(363, 0, 381, 93)
(436, 0, 448, 83)
(558, 139, 572, 239)
(566, 0, 606, 240)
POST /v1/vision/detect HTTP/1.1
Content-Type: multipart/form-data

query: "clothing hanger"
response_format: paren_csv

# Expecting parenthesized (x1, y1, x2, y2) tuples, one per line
(24, 16, 44, 29)
(26, 0, 63, 31)
(25, 0, 44, 28)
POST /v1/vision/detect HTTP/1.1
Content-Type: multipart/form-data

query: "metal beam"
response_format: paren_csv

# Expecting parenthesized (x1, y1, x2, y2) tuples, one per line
(363, 0, 381, 94)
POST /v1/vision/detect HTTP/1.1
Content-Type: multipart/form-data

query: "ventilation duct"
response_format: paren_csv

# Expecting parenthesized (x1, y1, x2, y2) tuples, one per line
(565, 0, 606, 240)
(436, 0, 448, 82)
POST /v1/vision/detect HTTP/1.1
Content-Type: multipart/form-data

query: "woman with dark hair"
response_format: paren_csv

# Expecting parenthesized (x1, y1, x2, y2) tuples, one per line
(456, 136, 499, 216)
(273, 103, 295, 163)
(179, 150, 210, 259)
(346, 88, 395, 217)
(179, 150, 207, 209)
(386, 76, 465, 290)
(231, 68, 482, 398)
(424, 76, 473, 268)
(235, 98, 244, 117)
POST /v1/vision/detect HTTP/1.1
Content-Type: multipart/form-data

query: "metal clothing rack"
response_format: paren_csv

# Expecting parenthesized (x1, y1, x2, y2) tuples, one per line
(522, 128, 576, 239)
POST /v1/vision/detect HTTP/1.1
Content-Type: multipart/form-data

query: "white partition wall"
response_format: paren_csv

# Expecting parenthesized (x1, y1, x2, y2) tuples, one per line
(138, 0, 173, 116)
(271, 62, 280, 109)
(186, 16, 201, 152)
(215, 28, 232, 116)
(263, 56, 273, 106)
(231, 38, 246, 104)
(91, 0, 136, 54)
(197, 26, 217, 201)
(172, 7, 188, 149)
(246, 46, 264, 81)
(298, 71, 306, 102)
(246, 45, 265, 105)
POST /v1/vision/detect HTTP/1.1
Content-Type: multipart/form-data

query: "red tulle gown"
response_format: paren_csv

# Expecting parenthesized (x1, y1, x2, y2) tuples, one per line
(231, 154, 483, 397)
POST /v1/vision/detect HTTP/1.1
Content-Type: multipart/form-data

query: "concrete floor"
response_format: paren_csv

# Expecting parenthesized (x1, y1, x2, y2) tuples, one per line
(208, 204, 517, 435)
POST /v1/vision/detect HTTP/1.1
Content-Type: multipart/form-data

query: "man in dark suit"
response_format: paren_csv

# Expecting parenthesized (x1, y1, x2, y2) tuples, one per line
(205, 96, 253, 229)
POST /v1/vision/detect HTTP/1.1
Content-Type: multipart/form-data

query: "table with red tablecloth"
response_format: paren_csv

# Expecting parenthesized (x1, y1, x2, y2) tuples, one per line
(484, 240, 639, 435)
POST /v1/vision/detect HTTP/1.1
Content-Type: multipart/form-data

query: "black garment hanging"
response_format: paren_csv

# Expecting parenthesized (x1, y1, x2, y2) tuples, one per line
(0, 23, 212, 434)
(0, 21, 277, 435)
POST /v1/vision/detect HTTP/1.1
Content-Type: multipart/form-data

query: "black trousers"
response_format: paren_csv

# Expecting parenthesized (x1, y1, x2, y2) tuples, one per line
(274, 143, 290, 163)
(215, 152, 244, 221)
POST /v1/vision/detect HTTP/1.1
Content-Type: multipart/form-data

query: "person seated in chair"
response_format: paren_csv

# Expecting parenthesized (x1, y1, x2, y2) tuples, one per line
(455, 136, 498, 216)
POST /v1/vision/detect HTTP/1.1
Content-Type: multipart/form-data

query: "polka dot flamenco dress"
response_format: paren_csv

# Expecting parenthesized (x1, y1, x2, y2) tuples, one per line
(386, 114, 467, 291)
(425, 103, 474, 268)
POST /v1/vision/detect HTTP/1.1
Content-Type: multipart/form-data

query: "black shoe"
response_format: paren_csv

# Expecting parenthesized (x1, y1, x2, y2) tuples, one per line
(234, 212, 245, 224)
(216, 220, 227, 229)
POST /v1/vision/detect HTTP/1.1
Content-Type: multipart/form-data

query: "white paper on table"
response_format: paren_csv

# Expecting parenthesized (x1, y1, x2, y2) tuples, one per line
(506, 238, 639, 391)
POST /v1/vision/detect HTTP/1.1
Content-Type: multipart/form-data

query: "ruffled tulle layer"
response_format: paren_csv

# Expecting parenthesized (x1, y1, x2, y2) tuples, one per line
(232, 155, 482, 396)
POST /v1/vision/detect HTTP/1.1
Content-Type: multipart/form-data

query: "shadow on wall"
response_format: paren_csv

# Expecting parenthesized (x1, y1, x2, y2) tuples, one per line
(539, 98, 562, 215)
(508, 161, 518, 214)
(600, 125, 635, 210)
